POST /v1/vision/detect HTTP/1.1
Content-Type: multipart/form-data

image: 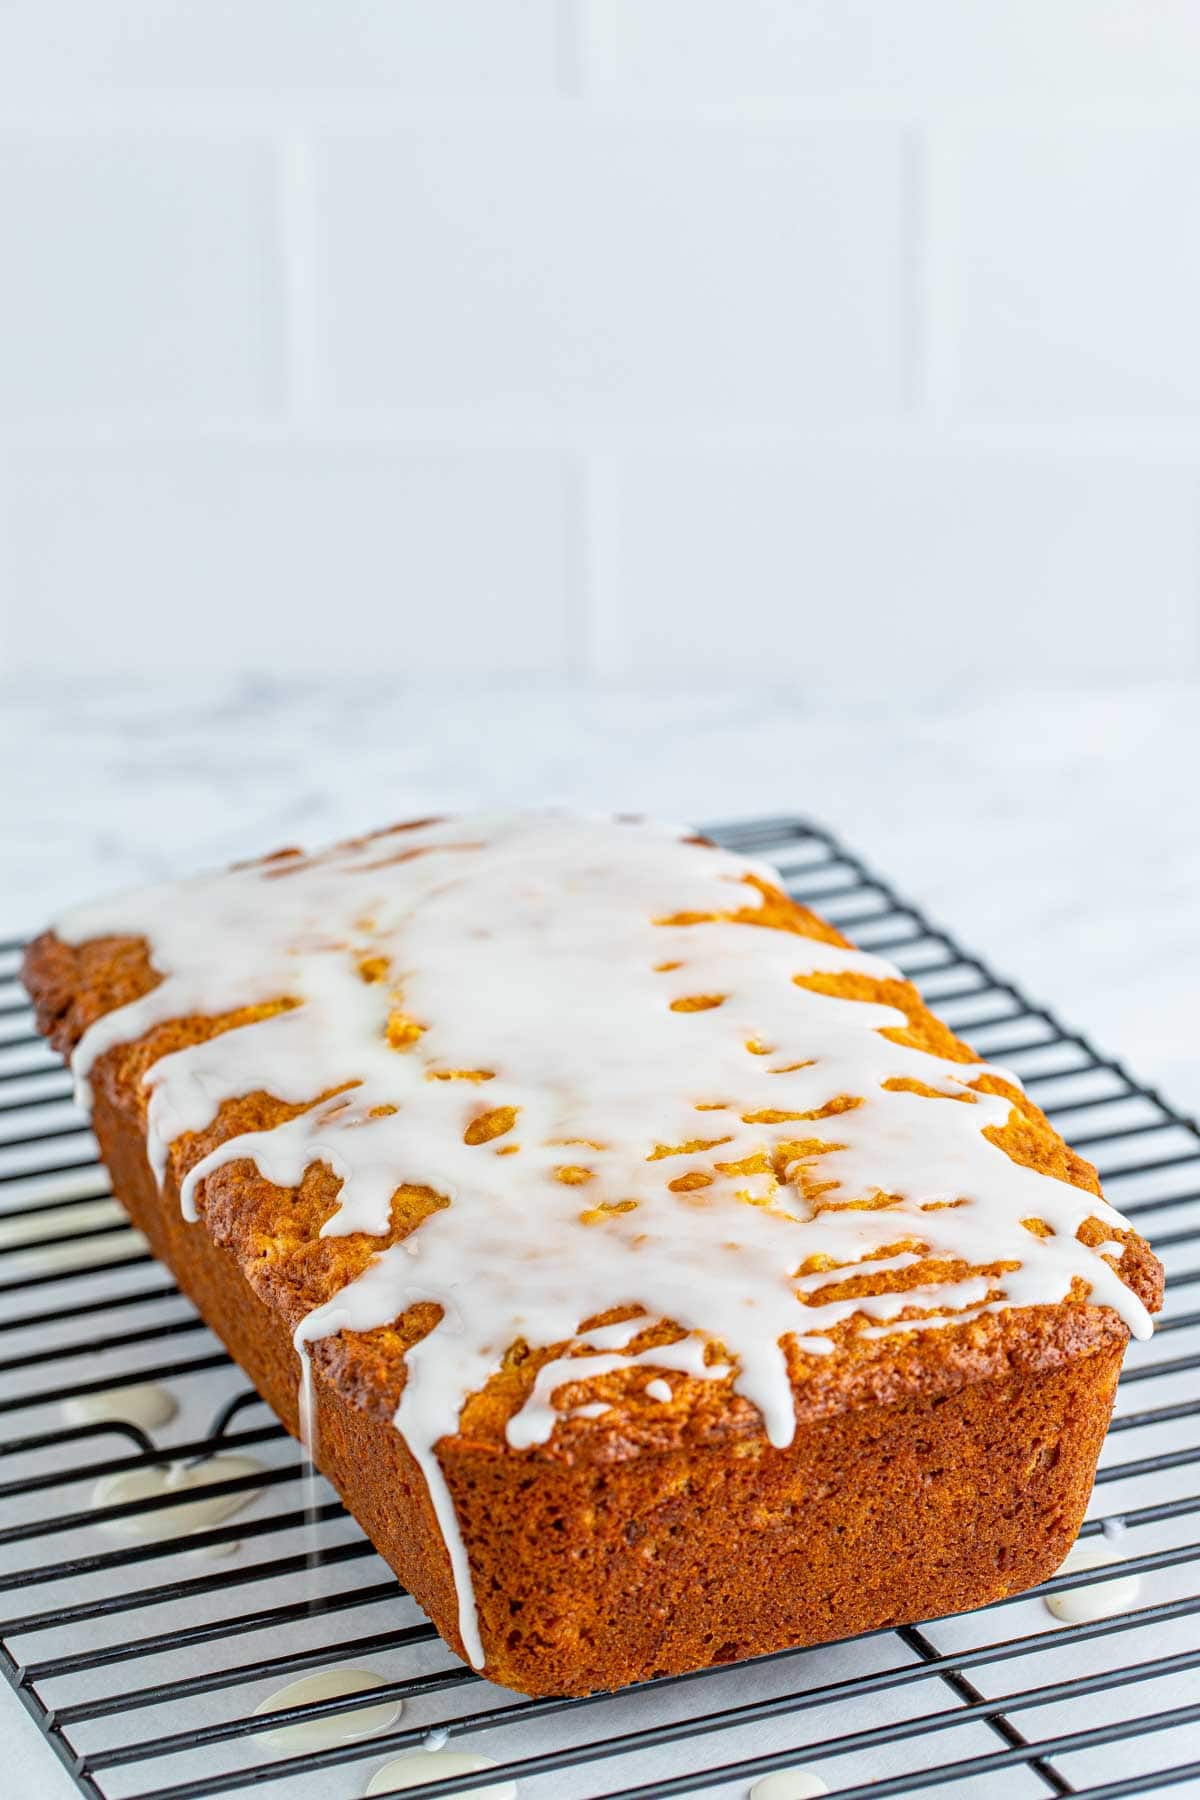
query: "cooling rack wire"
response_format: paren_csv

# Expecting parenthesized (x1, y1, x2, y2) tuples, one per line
(2, 816, 1197, 1799)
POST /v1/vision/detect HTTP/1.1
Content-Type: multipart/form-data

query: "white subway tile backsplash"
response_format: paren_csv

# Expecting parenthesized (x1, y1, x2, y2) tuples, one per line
(0, 136, 282, 422)
(947, 127, 1200, 419)
(0, 7, 1198, 685)
(0, 2, 561, 97)
(0, 450, 573, 674)
(313, 123, 910, 424)
(587, 0, 1200, 103)
(593, 449, 1197, 684)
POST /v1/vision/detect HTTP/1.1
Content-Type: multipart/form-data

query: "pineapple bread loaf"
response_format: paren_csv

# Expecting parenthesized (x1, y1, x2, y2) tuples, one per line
(22, 813, 1162, 1697)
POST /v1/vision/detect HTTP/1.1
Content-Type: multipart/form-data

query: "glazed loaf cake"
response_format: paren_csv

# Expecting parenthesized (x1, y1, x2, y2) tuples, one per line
(22, 813, 1162, 1697)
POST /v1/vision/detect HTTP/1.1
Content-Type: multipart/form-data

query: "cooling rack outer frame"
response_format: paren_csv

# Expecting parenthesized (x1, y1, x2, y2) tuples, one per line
(0, 812, 1197, 1800)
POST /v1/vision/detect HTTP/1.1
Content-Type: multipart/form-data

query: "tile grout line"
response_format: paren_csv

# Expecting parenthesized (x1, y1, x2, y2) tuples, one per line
(563, 454, 595, 682)
(555, 0, 588, 100)
(902, 121, 927, 421)
(917, 118, 959, 434)
(276, 133, 321, 429)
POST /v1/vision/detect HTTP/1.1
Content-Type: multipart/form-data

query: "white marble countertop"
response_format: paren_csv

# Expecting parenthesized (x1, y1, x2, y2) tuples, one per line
(1, 673, 1198, 1799)
(4, 673, 1198, 1110)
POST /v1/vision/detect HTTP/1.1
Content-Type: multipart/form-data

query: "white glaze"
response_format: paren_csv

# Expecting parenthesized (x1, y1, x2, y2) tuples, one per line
(750, 1771, 830, 1800)
(91, 1454, 262, 1540)
(364, 1751, 515, 1799)
(644, 1378, 673, 1403)
(297, 1346, 325, 1582)
(1043, 1540, 1142, 1623)
(63, 1382, 177, 1432)
(59, 812, 1152, 1670)
(251, 1667, 401, 1752)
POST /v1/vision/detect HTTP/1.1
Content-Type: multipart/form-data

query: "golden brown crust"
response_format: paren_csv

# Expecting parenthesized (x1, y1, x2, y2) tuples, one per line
(21, 858, 1164, 1693)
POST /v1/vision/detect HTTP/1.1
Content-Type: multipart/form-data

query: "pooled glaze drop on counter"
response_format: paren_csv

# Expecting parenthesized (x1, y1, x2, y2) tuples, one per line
(1044, 1539, 1142, 1624)
(91, 1455, 262, 1541)
(251, 1667, 401, 1753)
(364, 1749, 514, 1799)
(750, 1770, 830, 1800)
(64, 1382, 177, 1432)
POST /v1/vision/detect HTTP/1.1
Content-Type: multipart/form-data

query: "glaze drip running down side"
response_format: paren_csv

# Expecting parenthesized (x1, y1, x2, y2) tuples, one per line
(58, 813, 1154, 1669)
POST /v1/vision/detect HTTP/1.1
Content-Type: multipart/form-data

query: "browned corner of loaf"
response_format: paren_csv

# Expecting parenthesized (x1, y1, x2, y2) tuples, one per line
(22, 928, 161, 1062)
(21, 931, 83, 1057)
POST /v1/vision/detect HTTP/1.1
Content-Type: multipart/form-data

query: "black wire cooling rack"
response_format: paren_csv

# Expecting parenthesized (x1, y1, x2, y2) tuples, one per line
(1, 815, 1198, 1800)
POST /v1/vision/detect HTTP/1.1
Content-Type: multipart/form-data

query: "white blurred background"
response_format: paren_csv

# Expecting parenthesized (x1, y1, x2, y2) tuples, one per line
(2, 1, 1200, 688)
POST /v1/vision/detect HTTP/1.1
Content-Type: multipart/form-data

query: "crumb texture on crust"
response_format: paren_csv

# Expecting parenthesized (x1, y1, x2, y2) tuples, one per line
(22, 812, 1162, 1681)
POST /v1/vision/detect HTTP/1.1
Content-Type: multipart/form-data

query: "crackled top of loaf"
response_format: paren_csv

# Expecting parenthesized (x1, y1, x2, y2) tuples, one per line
(29, 808, 1157, 1409)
